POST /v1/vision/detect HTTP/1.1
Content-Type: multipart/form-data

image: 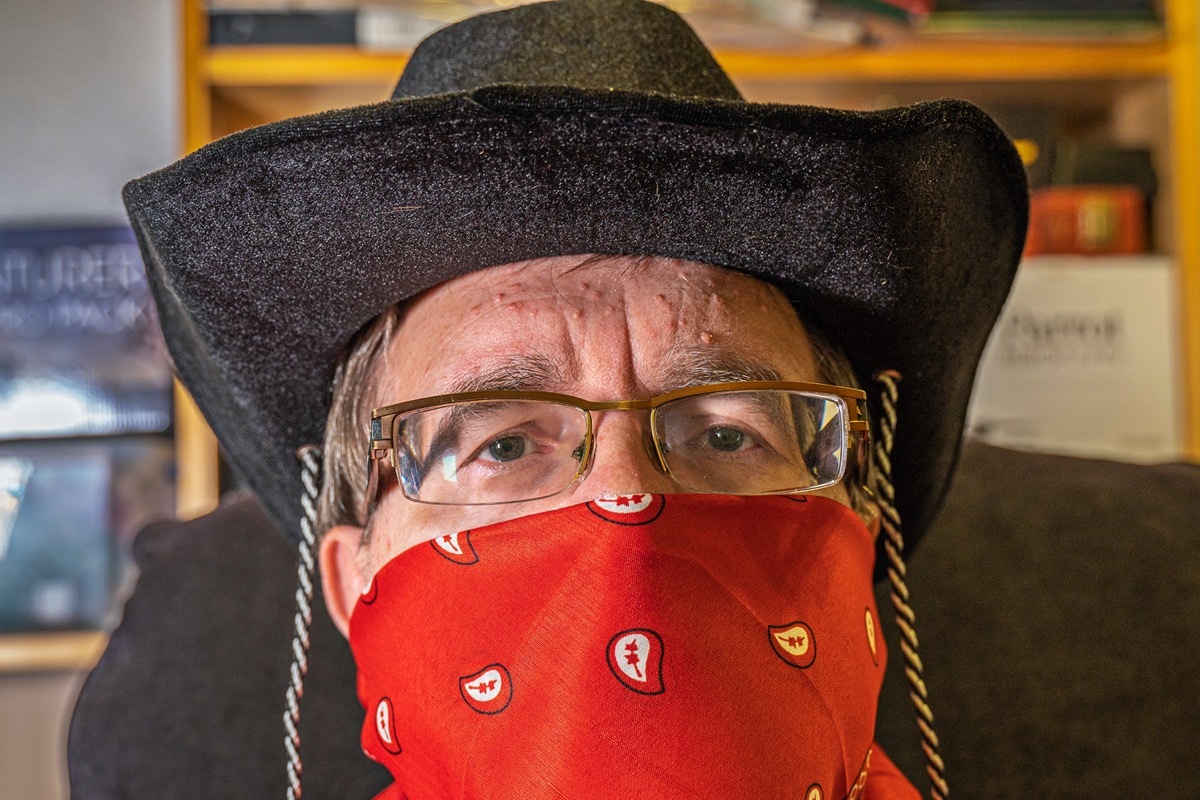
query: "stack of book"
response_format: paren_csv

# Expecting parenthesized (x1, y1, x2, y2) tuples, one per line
(921, 0, 1161, 40)
(207, 0, 933, 51)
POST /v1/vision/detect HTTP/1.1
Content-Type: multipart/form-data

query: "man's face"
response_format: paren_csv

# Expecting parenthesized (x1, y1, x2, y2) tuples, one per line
(320, 254, 848, 635)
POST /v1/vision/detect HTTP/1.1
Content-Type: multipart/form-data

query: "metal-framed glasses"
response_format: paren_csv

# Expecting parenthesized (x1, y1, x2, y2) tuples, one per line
(367, 380, 869, 508)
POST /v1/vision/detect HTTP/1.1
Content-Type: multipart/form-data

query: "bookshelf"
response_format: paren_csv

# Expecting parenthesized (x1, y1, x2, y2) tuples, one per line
(175, 0, 1200, 517)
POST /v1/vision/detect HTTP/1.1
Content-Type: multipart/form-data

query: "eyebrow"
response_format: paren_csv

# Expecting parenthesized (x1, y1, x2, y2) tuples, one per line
(658, 345, 783, 390)
(446, 352, 575, 394)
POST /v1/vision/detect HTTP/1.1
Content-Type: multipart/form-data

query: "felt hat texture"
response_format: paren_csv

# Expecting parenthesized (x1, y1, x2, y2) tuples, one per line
(124, 0, 1028, 555)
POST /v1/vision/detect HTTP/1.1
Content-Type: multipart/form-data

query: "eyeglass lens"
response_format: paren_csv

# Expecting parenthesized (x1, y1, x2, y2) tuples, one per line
(653, 390, 845, 494)
(396, 400, 590, 504)
(392, 390, 846, 505)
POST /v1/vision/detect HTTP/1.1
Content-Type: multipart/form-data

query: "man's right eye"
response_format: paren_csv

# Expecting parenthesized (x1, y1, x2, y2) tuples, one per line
(705, 426, 748, 452)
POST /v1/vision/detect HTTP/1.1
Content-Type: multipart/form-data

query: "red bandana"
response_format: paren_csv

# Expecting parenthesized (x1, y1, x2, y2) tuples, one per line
(350, 494, 919, 800)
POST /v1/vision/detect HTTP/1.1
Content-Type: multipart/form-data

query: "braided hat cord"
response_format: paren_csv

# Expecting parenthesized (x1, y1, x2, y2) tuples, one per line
(285, 445, 322, 800)
(873, 371, 949, 800)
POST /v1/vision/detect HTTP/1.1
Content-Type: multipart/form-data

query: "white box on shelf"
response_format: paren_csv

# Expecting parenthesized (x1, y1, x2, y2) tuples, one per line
(966, 254, 1182, 463)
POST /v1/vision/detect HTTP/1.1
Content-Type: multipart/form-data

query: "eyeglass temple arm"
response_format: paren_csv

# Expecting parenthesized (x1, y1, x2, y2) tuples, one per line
(364, 415, 394, 522)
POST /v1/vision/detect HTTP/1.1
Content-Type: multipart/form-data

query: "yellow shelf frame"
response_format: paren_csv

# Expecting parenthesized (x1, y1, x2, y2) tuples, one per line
(0, 632, 107, 674)
(201, 39, 1173, 86)
(1167, 0, 1200, 460)
(720, 41, 1172, 81)
(205, 47, 409, 85)
(175, 1, 1200, 519)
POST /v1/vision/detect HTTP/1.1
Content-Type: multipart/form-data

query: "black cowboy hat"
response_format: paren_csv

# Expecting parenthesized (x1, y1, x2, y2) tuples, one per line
(124, 0, 1027, 557)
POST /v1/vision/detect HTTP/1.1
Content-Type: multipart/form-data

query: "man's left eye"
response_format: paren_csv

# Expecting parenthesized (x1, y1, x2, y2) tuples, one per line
(484, 435, 528, 462)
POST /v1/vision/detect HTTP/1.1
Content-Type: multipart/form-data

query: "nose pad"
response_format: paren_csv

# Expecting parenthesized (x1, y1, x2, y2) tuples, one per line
(642, 429, 667, 472)
(579, 413, 677, 497)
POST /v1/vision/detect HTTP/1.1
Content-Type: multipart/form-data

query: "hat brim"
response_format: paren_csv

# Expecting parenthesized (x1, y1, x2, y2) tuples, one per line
(125, 85, 1027, 562)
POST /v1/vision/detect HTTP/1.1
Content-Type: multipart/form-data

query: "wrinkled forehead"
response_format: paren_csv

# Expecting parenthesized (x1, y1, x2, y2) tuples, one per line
(415, 253, 795, 310)
(379, 254, 821, 405)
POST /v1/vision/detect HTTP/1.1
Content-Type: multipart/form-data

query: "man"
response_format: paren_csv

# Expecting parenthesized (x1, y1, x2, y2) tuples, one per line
(120, 0, 1027, 797)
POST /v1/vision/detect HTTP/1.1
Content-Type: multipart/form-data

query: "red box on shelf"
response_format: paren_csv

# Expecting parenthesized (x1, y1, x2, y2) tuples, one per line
(1025, 185, 1147, 256)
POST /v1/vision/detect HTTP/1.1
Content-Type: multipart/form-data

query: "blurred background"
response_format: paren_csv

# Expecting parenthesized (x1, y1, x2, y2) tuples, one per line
(1, 0, 1195, 797)
(2, 2, 177, 798)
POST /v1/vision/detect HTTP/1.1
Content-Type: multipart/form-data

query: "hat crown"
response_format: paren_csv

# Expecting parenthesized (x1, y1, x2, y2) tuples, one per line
(392, 0, 742, 101)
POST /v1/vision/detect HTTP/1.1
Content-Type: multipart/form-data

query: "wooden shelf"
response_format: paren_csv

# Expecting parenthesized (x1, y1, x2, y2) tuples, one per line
(0, 632, 107, 674)
(717, 40, 1171, 81)
(206, 47, 409, 86)
(203, 39, 1172, 87)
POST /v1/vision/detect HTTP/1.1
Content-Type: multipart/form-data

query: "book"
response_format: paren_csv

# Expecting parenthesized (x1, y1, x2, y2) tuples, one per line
(1052, 143, 1156, 196)
(0, 226, 173, 439)
(209, 10, 358, 45)
(1025, 185, 1147, 256)
(967, 255, 1181, 463)
(920, 6, 1161, 39)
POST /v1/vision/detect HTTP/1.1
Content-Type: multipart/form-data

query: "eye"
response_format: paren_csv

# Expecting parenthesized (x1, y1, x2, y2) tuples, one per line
(705, 426, 748, 452)
(483, 435, 528, 463)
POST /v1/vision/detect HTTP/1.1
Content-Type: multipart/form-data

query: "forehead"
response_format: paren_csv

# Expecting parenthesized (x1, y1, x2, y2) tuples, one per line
(378, 255, 819, 402)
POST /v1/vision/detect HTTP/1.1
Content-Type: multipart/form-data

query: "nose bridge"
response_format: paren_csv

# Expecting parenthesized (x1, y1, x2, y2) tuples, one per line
(581, 407, 676, 495)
